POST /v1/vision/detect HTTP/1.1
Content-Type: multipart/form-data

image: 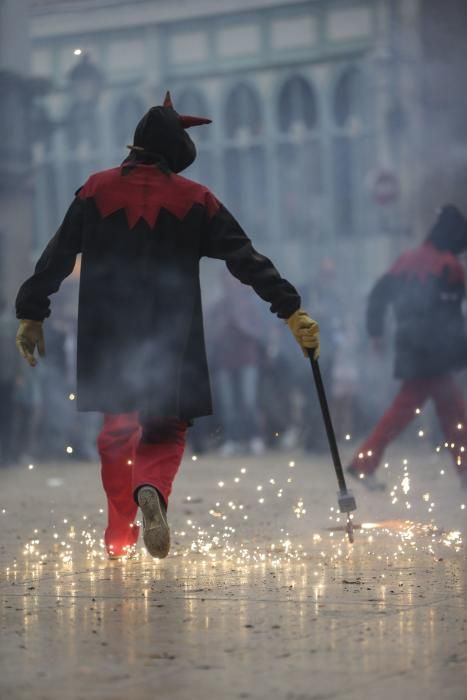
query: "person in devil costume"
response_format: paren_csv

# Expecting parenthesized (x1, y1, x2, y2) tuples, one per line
(15, 93, 320, 559)
(347, 205, 467, 491)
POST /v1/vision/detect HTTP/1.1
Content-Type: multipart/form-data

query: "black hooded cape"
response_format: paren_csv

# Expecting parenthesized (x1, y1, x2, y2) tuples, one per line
(16, 164, 300, 417)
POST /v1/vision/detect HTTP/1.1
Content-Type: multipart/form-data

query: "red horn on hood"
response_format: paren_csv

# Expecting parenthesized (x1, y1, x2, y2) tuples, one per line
(163, 91, 174, 108)
(179, 114, 212, 128)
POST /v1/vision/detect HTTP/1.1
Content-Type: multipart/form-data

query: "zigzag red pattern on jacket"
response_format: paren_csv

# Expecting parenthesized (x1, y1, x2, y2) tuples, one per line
(78, 165, 220, 229)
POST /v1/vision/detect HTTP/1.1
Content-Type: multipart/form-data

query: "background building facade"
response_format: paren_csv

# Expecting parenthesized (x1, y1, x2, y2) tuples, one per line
(29, 0, 427, 296)
(0, 0, 461, 458)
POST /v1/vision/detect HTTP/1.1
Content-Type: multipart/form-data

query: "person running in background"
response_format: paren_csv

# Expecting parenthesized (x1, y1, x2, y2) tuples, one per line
(15, 93, 320, 559)
(347, 205, 467, 490)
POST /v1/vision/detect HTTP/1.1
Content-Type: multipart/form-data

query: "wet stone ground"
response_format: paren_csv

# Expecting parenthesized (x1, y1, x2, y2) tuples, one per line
(0, 443, 466, 699)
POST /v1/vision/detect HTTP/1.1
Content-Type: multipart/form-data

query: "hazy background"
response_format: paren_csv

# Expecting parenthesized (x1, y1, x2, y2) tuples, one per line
(0, 0, 466, 463)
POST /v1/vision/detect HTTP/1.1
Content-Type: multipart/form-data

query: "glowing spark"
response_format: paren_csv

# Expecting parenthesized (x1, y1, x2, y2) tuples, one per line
(28, 464, 34, 470)
(69, 393, 75, 401)
(66, 446, 73, 454)
(73, 48, 82, 55)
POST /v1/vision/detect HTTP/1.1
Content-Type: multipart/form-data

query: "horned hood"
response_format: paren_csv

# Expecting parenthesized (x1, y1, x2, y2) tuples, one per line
(128, 91, 211, 173)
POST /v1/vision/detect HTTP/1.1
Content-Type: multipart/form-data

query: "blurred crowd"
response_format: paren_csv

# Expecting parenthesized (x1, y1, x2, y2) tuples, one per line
(3, 256, 465, 468)
(0, 259, 367, 467)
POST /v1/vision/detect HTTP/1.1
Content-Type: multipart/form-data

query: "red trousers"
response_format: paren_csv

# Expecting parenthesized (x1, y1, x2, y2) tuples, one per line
(97, 413, 187, 556)
(351, 376, 467, 475)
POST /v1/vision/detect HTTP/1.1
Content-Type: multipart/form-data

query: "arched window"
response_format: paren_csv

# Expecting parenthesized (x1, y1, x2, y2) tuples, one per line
(332, 67, 372, 236)
(276, 76, 322, 244)
(113, 94, 146, 147)
(223, 83, 266, 241)
(225, 83, 263, 140)
(278, 75, 317, 134)
(334, 67, 366, 129)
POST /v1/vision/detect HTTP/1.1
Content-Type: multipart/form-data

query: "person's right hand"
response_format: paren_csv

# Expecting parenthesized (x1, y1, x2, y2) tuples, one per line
(16, 319, 46, 367)
(287, 309, 320, 359)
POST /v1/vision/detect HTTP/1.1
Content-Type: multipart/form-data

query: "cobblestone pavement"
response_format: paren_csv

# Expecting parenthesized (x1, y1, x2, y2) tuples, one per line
(0, 443, 466, 700)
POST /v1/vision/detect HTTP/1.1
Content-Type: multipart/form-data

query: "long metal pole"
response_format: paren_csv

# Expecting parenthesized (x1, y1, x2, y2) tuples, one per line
(308, 352, 347, 492)
(308, 350, 357, 542)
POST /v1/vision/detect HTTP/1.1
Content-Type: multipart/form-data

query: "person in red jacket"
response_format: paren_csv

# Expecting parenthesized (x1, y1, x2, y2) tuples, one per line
(347, 205, 467, 490)
(15, 93, 320, 558)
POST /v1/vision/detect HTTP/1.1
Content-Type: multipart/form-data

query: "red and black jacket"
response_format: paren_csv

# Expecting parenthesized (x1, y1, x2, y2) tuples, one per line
(367, 241, 466, 379)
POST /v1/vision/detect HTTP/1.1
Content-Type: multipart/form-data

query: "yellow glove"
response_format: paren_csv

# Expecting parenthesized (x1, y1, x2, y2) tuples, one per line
(16, 320, 46, 367)
(287, 309, 320, 359)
